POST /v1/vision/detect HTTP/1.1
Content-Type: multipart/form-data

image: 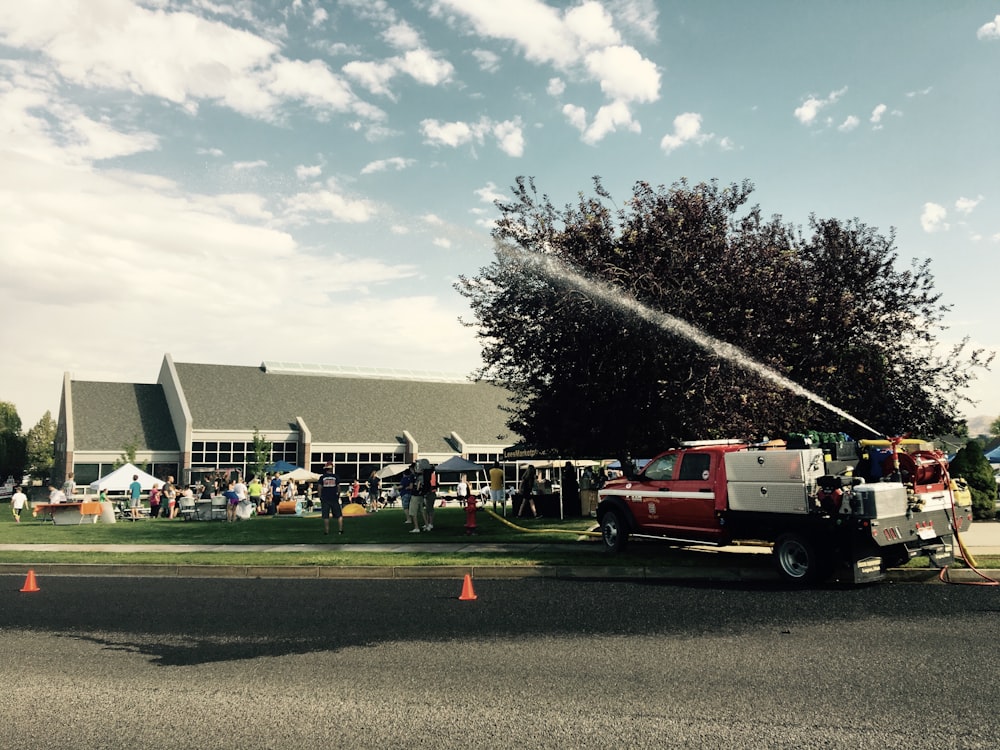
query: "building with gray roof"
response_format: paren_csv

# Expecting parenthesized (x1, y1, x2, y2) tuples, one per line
(55, 354, 515, 488)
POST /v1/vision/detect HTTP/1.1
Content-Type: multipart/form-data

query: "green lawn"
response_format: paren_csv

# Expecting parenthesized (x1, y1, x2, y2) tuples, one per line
(0, 503, 621, 568)
(0, 504, 597, 546)
(3, 503, 992, 571)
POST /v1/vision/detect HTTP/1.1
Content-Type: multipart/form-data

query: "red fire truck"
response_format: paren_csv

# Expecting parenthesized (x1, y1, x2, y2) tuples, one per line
(596, 438, 973, 584)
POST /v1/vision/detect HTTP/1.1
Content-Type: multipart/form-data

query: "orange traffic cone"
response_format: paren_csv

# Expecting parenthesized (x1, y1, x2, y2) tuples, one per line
(458, 573, 477, 601)
(20, 569, 40, 593)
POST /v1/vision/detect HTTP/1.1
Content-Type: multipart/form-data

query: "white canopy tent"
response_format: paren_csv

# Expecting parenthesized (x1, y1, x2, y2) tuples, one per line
(279, 467, 321, 483)
(89, 463, 162, 492)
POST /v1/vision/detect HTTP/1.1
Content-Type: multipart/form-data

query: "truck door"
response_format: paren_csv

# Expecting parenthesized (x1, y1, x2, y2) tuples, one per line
(626, 451, 722, 541)
(626, 452, 676, 528)
(666, 451, 723, 540)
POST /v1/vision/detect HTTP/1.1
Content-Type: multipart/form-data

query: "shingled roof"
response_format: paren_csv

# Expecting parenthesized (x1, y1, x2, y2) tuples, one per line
(72, 382, 180, 452)
(173, 362, 513, 453)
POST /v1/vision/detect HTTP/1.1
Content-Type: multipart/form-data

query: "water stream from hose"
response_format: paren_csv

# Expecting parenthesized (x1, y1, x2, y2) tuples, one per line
(508, 248, 884, 438)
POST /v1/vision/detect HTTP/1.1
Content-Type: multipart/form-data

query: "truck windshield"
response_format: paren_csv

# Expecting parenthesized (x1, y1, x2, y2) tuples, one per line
(643, 454, 677, 481)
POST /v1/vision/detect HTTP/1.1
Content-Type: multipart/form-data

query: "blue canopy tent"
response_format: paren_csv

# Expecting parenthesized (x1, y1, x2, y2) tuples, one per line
(265, 460, 299, 474)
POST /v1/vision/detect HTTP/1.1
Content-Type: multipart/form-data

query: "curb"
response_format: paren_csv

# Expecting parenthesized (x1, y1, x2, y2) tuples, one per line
(5, 561, 985, 583)
(0, 562, 774, 582)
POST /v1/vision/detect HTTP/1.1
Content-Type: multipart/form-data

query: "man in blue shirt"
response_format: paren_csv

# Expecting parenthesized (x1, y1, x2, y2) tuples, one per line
(319, 462, 342, 535)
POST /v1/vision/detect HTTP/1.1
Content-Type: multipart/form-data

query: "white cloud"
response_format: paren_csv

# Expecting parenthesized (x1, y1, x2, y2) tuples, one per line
(432, 0, 586, 68)
(432, 0, 660, 115)
(547, 77, 565, 97)
(383, 21, 422, 50)
(906, 86, 932, 97)
(421, 118, 476, 148)
(471, 49, 501, 72)
(233, 160, 267, 170)
(870, 103, 887, 124)
(422, 213, 445, 226)
(920, 202, 948, 233)
(398, 48, 455, 86)
(343, 49, 454, 96)
(433, 237, 452, 248)
(0, 2, 382, 122)
(660, 112, 710, 154)
(564, 1, 622, 50)
(311, 7, 329, 28)
(793, 86, 848, 125)
(296, 164, 323, 180)
(360, 156, 415, 174)
(977, 14, 1000, 39)
(420, 116, 524, 155)
(608, 0, 659, 41)
(955, 195, 983, 214)
(341, 60, 398, 98)
(584, 101, 640, 144)
(562, 103, 587, 132)
(837, 115, 859, 132)
(475, 181, 508, 204)
(492, 118, 525, 157)
(283, 185, 376, 224)
(584, 45, 660, 103)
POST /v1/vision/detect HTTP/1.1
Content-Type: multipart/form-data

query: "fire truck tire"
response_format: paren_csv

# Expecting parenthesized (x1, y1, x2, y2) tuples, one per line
(773, 533, 828, 584)
(599, 508, 628, 553)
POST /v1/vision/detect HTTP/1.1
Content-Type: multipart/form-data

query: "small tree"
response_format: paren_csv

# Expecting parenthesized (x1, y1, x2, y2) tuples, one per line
(949, 440, 997, 520)
(991, 415, 1000, 438)
(250, 428, 271, 481)
(25, 411, 56, 482)
(114, 436, 147, 471)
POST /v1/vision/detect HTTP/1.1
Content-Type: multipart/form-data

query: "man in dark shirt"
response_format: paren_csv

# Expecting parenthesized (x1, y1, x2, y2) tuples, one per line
(319, 462, 342, 535)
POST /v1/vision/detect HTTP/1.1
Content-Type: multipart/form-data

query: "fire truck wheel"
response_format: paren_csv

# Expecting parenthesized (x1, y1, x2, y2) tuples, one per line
(773, 533, 826, 584)
(599, 508, 628, 553)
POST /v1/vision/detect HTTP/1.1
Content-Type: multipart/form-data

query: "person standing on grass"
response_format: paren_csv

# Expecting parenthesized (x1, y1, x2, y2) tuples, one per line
(247, 475, 263, 512)
(148, 483, 161, 518)
(367, 470, 381, 512)
(269, 473, 282, 515)
(223, 481, 240, 523)
(319, 462, 342, 535)
(62, 472, 76, 501)
(489, 460, 505, 511)
(417, 460, 437, 532)
(399, 464, 420, 534)
(459, 474, 477, 536)
(162, 476, 177, 519)
(128, 475, 142, 520)
(11, 486, 28, 523)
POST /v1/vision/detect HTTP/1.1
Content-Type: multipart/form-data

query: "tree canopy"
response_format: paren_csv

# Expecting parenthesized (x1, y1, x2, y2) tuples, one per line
(25, 411, 56, 482)
(0, 401, 27, 483)
(455, 177, 992, 457)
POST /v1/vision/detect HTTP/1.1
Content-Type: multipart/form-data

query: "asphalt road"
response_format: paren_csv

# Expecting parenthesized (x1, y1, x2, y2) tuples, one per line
(1, 575, 998, 749)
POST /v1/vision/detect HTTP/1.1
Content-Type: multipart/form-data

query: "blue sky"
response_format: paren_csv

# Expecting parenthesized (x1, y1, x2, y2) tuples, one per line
(1, 1, 998, 433)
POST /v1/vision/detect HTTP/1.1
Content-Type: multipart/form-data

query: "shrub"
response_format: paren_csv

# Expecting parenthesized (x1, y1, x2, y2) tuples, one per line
(949, 440, 998, 520)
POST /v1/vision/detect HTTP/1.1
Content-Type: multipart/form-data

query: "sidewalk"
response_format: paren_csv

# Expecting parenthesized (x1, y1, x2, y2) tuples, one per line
(2, 521, 998, 583)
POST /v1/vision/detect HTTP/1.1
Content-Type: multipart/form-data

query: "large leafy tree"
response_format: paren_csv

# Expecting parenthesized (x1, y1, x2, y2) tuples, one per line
(0, 401, 27, 482)
(456, 177, 992, 457)
(25, 411, 56, 481)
